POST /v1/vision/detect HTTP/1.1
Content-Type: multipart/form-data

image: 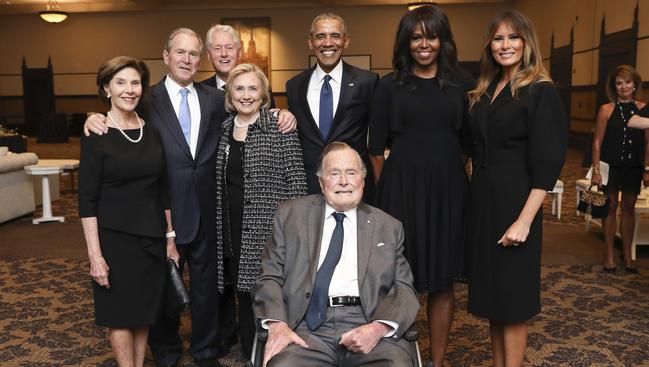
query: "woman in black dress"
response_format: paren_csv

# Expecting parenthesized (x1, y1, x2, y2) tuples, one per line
(466, 10, 567, 366)
(592, 65, 647, 273)
(368, 6, 473, 366)
(79, 56, 179, 367)
(214, 63, 307, 360)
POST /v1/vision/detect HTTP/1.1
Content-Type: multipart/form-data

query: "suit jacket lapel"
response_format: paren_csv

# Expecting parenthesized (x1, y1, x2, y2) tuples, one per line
(194, 84, 211, 159)
(356, 203, 373, 289)
(307, 196, 326, 285)
(299, 67, 326, 144)
(329, 62, 355, 141)
(150, 81, 192, 159)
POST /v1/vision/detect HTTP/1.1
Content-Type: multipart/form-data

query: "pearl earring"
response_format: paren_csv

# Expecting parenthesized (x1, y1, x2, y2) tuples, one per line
(107, 93, 111, 98)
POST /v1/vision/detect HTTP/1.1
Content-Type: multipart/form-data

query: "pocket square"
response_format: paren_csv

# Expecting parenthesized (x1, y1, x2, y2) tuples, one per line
(376, 242, 385, 247)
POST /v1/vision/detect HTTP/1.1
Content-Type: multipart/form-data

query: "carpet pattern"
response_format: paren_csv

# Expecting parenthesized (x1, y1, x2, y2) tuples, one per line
(0, 259, 647, 366)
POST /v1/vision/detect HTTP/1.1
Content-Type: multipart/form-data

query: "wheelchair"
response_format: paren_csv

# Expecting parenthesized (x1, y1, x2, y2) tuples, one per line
(249, 323, 423, 367)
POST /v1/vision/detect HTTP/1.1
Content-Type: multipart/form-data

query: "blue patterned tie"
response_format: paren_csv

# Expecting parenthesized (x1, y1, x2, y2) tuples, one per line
(319, 75, 333, 140)
(305, 212, 345, 331)
(178, 88, 191, 145)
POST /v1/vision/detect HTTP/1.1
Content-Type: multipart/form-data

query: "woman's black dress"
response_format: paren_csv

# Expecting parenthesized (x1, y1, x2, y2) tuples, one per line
(79, 125, 168, 328)
(466, 81, 567, 322)
(601, 101, 645, 195)
(369, 71, 473, 293)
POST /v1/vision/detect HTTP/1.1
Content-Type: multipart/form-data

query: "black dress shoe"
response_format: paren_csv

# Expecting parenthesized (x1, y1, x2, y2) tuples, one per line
(603, 266, 616, 273)
(625, 266, 639, 274)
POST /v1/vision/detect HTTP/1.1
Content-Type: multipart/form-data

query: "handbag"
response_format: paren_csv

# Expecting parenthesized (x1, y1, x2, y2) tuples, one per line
(165, 259, 191, 317)
(578, 185, 610, 219)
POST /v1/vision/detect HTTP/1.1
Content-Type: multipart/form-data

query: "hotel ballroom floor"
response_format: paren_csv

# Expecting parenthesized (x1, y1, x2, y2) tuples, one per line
(0, 138, 647, 366)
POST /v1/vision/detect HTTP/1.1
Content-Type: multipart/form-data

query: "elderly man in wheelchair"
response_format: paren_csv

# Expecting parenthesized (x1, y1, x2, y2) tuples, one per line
(250, 143, 422, 367)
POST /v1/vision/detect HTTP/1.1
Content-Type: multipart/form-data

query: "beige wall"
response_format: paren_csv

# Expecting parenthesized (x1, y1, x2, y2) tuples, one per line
(0, 3, 507, 98)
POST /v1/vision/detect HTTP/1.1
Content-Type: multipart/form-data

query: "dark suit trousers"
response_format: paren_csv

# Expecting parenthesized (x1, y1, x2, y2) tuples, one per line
(148, 230, 220, 363)
(268, 306, 415, 367)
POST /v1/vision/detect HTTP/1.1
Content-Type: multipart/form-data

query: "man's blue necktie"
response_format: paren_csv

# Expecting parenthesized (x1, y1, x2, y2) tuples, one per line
(319, 75, 333, 140)
(178, 88, 191, 145)
(305, 212, 345, 331)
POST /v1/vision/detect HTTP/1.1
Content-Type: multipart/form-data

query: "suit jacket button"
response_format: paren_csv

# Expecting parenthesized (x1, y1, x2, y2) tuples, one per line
(482, 163, 488, 168)
(305, 292, 311, 299)
(474, 140, 478, 145)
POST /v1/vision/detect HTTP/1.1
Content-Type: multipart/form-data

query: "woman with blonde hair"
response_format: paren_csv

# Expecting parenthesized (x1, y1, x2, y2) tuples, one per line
(466, 10, 567, 366)
(214, 63, 307, 360)
(592, 65, 647, 273)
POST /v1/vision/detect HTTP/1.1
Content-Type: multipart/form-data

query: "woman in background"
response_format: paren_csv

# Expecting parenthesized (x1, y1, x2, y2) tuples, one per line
(592, 65, 648, 273)
(368, 5, 473, 366)
(466, 10, 567, 367)
(215, 63, 307, 360)
(79, 56, 178, 367)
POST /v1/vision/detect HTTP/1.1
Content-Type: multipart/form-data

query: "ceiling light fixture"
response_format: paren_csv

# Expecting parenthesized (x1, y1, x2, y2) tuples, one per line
(407, 1, 437, 10)
(39, 0, 68, 23)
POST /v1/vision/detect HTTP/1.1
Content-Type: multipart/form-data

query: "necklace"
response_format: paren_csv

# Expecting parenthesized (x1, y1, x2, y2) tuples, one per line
(616, 100, 636, 161)
(107, 110, 143, 143)
(234, 114, 258, 129)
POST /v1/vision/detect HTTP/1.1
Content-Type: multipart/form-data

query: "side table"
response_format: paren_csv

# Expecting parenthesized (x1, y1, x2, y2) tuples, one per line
(24, 165, 65, 224)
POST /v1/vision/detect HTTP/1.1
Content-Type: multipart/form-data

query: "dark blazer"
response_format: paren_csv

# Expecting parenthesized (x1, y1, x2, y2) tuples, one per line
(199, 74, 276, 108)
(251, 194, 419, 339)
(286, 62, 379, 200)
(144, 79, 225, 244)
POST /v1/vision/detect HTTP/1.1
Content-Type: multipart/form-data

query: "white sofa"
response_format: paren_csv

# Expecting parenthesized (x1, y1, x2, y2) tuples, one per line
(0, 151, 38, 223)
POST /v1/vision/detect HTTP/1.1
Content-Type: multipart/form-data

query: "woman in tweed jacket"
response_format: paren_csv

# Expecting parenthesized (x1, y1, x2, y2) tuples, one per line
(215, 63, 307, 359)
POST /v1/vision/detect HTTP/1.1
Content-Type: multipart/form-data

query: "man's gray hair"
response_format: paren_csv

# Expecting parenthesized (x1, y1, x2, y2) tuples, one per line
(316, 142, 367, 178)
(310, 12, 348, 37)
(206, 24, 241, 49)
(165, 27, 203, 53)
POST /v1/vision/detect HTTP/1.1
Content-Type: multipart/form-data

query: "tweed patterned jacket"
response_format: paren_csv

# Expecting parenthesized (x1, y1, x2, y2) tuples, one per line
(215, 108, 307, 292)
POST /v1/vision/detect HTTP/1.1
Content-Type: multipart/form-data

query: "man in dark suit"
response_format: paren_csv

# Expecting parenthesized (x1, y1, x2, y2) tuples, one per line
(252, 142, 420, 367)
(84, 28, 297, 366)
(200, 24, 275, 108)
(286, 13, 379, 203)
(83, 28, 224, 367)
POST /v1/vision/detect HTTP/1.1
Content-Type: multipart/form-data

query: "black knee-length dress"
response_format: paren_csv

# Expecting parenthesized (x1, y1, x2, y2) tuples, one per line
(79, 125, 169, 328)
(369, 71, 474, 293)
(466, 80, 567, 322)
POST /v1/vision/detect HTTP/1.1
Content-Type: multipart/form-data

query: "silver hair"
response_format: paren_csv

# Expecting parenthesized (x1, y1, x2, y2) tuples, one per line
(315, 142, 367, 178)
(206, 24, 241, 49)
(165, 27, 203, 53)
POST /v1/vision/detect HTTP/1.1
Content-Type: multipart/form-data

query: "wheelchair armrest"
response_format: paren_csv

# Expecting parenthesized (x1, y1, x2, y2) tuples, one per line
(403, 324, 419, 342)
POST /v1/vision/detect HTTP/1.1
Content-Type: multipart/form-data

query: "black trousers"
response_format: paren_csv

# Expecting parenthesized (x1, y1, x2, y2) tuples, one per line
(148, 231, 221, 364)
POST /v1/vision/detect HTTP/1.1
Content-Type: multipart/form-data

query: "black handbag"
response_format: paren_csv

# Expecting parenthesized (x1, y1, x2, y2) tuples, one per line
(578, 185, 610, 219)
(165, 259, 190, 317)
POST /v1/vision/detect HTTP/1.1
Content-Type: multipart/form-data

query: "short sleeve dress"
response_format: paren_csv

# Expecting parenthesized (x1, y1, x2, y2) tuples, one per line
(466, 80, 568, 322)
(368, 71, 474, 293)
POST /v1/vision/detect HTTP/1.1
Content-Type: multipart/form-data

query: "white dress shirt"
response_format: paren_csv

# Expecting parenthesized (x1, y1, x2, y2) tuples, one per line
(307, 60, 343, 128)
(164, 75, 202, 158)
(319, 204, 359, 297)
(214, 75, 226, 90)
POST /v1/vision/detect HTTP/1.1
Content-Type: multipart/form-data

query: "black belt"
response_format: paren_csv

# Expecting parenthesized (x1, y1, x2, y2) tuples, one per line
(328, 296, 362, 307)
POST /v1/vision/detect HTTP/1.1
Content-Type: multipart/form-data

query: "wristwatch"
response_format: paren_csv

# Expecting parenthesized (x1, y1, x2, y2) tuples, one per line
(165, 230, 176, 238)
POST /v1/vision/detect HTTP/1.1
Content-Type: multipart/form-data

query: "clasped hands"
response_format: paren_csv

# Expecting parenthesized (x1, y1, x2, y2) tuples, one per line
(262, 321, 390, 367)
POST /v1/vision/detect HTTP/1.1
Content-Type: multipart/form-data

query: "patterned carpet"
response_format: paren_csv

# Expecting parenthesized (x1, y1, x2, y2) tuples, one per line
(0, 259, 647, 366)
(6, 139, 646, 366)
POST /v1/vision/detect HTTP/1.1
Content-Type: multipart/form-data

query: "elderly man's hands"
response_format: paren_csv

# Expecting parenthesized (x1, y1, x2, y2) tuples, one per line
(263, 321, 309, 367)
(339, 321, 391, 354)
(83, 113, 109, 136)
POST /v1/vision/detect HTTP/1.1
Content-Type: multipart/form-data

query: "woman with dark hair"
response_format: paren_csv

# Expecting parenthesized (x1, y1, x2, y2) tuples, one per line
(466, 10, 567, 366)
(79, 56, 178, 366)
(593, 65, 648, 273)
(368, 5, 473, 366)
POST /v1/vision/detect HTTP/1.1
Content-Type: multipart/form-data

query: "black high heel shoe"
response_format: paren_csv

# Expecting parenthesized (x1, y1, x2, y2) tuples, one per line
(603, 266, 617, 273)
